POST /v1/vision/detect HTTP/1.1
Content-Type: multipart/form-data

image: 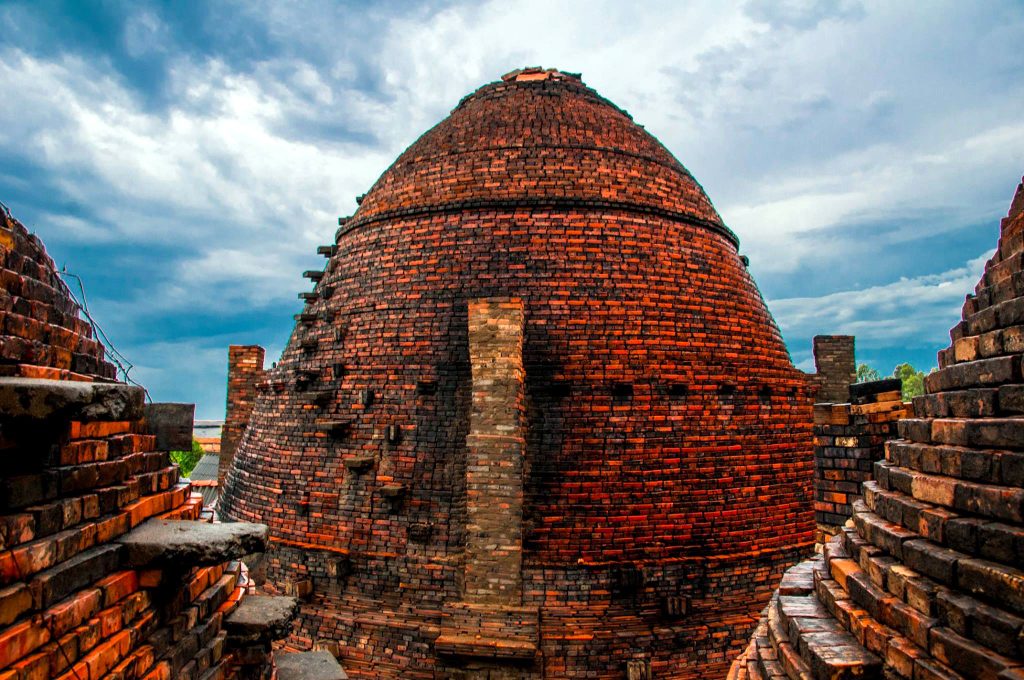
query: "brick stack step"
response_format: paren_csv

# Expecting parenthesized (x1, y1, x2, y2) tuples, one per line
(729, 528, 1024, 680)
(728, 558, 885, 680)
(0, 214, 116, 380)
(827, 526, 1024, 680)
(734, 179, 1024, 680)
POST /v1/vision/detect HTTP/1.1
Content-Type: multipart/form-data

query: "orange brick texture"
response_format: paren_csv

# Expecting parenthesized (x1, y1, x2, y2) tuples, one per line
(0, 211, 273, 680)
(219, 68, 815, 678)
(729, 177, 1024, 680)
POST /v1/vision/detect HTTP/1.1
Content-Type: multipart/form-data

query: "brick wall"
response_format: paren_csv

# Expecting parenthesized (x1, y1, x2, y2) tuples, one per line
(432, 298, 538, 676)
(463, 298, 525, 606)
(218, 346, 265, 485)
(810, 335, 855, 403)
(0, 212, 116, 381)
(729, 176, 1024, 680)
(813, 378, 909, 540)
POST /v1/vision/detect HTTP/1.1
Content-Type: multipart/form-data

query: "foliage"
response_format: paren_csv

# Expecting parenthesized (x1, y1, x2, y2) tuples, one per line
(856, 363, 881, 383)
(170, 439, 205, 477)
(893, 363, 927, 400)
(856, 362, 929, 400)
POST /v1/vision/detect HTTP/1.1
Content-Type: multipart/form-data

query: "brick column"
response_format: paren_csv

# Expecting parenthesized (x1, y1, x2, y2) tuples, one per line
(219, 345, 266, 484)
(464, 297, 526, 605)
(811, 335, 856, 403)
(435, 298, 538, 671)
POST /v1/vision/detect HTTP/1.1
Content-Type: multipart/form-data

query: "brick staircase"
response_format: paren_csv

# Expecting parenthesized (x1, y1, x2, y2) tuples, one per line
(729, 177, 1024, 680)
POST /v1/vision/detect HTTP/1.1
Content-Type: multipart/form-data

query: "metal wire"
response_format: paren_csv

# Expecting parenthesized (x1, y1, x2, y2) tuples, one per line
(57, 268, 150, 400)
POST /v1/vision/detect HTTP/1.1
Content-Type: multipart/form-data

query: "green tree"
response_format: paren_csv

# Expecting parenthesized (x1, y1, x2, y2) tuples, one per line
(170, 439, 205, 477)
(856, 363, 881, 383)
(893, 363, 927, 400)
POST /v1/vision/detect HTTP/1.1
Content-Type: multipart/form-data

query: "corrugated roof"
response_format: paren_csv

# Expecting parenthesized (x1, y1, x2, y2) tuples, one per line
(190, 453, 220, 482)
(194, 420, 223, 439)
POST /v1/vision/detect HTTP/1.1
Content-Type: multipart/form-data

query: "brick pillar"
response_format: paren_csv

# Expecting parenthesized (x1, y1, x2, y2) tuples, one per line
(435, 298, 538, 671)
(219, 345, 266, 484)
(464, 297, 526, 605)
(811, 335, 856, 403)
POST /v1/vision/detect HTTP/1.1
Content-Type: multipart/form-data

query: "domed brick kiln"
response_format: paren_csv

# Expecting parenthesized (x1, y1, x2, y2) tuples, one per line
(220, 68, 815, 679)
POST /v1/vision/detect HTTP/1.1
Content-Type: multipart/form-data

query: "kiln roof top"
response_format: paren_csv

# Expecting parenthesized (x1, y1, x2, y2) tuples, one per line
(347, 67, 736, 246)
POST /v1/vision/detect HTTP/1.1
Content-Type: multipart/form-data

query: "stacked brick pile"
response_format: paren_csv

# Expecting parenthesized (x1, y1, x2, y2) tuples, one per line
(0, 211, 308, 680)
(0, 211, 115, 382)
(814, 379, 910, 538)
(728, 178, 1024, 679)
(220, 67, 815, 678)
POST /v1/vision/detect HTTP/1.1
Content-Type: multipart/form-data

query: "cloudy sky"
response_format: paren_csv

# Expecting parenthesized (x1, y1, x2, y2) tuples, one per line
(1, 1, 1021, 419)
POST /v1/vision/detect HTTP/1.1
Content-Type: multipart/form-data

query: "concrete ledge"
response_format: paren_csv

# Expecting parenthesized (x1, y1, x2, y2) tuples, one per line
(225, 595, 299, 643)
(275, 651, 347, 680)
(117, 519, 269, 567)
(0, 377, 144, 422)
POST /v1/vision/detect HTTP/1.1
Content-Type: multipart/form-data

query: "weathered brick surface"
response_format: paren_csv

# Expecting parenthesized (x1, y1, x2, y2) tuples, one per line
(810, 335, 856, 403)
(219, 68, 816, 678)
(463, 298, 525, 606)
(0, 212, 115, 380)
(731, 177, 1024, 679)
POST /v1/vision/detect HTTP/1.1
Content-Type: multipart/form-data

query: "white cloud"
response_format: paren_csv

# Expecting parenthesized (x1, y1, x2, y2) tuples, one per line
(123, 10, 170, 58)
(1, 0, 1021, 416)
(727, 123, 1024, 272)
(769, 250, 993, 350)
(0, 47, 392, 313)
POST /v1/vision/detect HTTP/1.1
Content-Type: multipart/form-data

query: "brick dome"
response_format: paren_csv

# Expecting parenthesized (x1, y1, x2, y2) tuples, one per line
(354, 69, 729, 239)
(220, 68, 814, 679)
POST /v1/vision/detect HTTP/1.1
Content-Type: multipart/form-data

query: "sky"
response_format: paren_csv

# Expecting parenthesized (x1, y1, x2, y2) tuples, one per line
(0, 0, 1022, 419)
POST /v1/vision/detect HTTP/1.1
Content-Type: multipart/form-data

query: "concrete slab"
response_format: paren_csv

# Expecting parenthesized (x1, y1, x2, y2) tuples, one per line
(116, 519, 268, 567)
(0, 377, 144, 422)
(225, 595, 299, 642)
(275, 652, 347, 680)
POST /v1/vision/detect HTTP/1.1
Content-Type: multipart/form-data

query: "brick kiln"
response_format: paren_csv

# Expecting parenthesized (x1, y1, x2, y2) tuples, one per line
(218, 68, 816, 678)
(728, 177, 1024, 679)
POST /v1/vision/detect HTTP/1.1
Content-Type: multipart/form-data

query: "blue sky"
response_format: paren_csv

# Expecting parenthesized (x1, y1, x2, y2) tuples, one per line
(1, 0, 1022, 419)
